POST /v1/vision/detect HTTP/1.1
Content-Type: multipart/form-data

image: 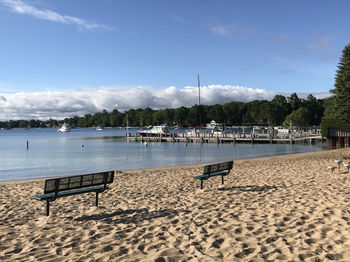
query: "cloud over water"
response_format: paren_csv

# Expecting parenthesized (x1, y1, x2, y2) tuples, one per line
(0, 85, 330, 120)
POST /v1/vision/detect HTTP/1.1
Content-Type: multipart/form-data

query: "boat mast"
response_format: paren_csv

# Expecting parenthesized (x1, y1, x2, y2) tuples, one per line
(126, 113, 129, 135)
(198, 74, 201, 106)
(198, 74, 202, 127)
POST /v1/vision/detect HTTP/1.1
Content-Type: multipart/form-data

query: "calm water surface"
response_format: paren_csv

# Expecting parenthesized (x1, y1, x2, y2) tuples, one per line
(0, 128, 326, 182)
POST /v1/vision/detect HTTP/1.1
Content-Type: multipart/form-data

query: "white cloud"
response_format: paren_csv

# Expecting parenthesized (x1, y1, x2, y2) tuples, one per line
(0, 85, 332, 121)
(211, 25, 231, 36)
(171, 15, 186, 23)
(210, 24, 256, 38)
(0, 0, 113, 30)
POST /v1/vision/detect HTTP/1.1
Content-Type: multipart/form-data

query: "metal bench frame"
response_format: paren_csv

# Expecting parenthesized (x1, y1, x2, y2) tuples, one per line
(33, 171, 114, 216)
(194, 161, 233, 189)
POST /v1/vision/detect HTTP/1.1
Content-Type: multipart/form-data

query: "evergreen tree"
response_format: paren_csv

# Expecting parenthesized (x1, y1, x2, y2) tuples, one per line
(333, 43, 350, 122)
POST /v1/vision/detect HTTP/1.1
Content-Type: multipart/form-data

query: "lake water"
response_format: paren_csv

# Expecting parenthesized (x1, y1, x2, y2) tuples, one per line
(0, 128, 326, 182)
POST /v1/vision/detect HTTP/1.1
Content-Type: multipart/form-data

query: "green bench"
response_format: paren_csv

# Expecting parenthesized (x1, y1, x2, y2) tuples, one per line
(33, 171, 114, 216)
(194, 161, 233, 189)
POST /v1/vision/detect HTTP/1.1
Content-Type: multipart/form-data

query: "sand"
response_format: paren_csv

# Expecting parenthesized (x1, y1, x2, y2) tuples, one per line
(1, 148, 350, 261)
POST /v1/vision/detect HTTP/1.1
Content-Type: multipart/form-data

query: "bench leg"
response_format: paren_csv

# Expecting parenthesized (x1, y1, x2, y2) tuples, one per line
(222, 175, 224, 185)
(95, 192, 99, 207)
(46, 201, 50, 216)
(200, 179, 203, 189)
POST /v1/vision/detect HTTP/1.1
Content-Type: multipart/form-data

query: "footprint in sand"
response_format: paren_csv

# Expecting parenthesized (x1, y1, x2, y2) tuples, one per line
(211, 238, 224, 248)
(325, 253, 343, 260)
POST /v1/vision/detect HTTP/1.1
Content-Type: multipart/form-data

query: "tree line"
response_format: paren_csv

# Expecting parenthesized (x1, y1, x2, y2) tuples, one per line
(0, 93, 329, 129)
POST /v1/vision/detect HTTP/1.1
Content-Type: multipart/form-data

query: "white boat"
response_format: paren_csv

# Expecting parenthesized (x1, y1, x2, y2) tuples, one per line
(58, 123, 71, 132)
(208, 121, 224, 132)
(96, 126, 103, 131)
(138, 125, 170, 137)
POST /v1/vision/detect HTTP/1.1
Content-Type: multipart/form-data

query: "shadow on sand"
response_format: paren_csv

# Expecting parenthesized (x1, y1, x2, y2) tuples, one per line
(75, 208, 191, 224)
(218, 185, 278, 192)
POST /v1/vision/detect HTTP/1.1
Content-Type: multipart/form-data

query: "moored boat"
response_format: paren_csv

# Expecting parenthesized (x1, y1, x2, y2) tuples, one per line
(58, 123, 71, 132)
(138, 125, 170, 137)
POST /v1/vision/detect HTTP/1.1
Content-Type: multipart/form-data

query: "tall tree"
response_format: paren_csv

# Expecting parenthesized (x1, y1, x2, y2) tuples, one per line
(287, 93, 301, 112)
(333, 43, 350, 122)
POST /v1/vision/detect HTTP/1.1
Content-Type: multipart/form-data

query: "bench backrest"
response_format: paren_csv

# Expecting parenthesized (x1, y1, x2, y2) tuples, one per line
(44, 171, 114, 194)
(203, 161, 233, 175)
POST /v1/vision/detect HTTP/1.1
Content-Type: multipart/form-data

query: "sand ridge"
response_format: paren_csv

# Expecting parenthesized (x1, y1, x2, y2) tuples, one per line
(1, 148, 350, 261)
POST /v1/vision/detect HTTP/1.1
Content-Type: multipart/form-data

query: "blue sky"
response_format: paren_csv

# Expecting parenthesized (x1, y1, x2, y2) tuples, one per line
(0, 0, 349, 120)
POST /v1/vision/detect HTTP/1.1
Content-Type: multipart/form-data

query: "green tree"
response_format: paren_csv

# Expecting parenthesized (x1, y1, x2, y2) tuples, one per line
(332, 43, 350, 122)
(78, 117, 88, 128)
(163, 108, 175, 125)
(124, 109, 139, 127)
(301, 94, 324, 126)
(188, 105, 205, 126)
(206, 104, 225, 124)
(322, 96, 336, 117)
(153, 110, 165, 125)
(288, 93, 301, 112)
(137, 107, 153, 127)
(174, 106, 188, 126)
(100, 109, 110, 127)
(69, 116, 80, 128)
(283, 107, 312, 127)
(242, 100, 271, 125)
(18, 120, 29, 128)
(258, 101, 272, 125)
(223, 101, 244, 125)
(109, 109, 123, 127)
(46, 118, 58, 128)
(270, 95, 290, 125)
(29, 119, 40, 128)
(84, 114, 93, 127)
(320, 43, 350, 137)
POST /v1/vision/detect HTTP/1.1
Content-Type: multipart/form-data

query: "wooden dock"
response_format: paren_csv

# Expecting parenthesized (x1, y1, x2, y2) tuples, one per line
(126, 133, 325, 145)
(327, 128, 350, 148)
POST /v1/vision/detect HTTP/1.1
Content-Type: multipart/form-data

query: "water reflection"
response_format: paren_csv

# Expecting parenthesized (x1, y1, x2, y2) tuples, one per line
(0, 128, 326, 182)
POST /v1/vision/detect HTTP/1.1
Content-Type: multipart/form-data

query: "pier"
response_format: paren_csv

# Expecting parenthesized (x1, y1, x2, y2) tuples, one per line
(126, 132, 324, 145)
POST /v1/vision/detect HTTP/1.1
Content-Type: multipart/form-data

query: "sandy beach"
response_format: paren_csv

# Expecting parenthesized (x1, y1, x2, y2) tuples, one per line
(1, 148, 350, 261)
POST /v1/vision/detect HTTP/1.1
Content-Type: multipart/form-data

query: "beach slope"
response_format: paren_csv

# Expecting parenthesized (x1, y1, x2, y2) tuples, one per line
(1, 148, 350, 261)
